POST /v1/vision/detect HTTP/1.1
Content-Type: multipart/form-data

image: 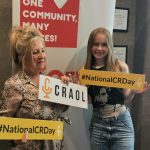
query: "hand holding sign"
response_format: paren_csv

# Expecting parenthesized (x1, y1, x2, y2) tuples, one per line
(61, 75, 71, 85)
(131, 81, 150, 94)
(14, 130, 28, 145)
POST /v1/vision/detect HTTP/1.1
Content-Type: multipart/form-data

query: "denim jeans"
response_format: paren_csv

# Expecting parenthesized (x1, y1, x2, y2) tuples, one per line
(89, 109, 134, 150)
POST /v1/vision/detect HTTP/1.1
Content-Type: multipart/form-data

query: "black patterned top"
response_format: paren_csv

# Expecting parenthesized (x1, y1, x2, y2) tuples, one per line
(88, 67, 125, 109)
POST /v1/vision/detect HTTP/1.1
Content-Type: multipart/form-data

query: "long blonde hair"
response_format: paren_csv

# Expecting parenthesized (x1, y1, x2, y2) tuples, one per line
(85, 27, 121, 72)
(9, 26, 45, 75)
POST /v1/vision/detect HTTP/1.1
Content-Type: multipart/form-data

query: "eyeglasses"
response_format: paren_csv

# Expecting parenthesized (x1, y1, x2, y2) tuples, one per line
(93, 42, 107, 47)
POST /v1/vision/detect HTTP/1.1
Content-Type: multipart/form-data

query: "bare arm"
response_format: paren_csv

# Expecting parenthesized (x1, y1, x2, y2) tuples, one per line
(119, 61, 150, 99)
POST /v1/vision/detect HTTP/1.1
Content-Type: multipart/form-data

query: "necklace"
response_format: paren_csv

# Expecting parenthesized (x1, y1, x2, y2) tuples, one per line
(31, 75, 39, 87)
(92, 65, 104, 69)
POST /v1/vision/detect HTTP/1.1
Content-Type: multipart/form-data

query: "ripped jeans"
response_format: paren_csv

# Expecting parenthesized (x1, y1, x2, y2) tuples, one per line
(89, 109, 134, 150)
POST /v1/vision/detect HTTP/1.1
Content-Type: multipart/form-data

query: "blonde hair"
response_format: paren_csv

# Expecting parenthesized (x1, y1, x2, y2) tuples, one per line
(85, 27, 121, 72)
(9, 26, 45, 75)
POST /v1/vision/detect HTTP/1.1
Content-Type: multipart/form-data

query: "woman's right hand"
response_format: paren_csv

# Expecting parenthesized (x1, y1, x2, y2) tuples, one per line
(14, 130, 28, 145)
(61, 75, 71, 85)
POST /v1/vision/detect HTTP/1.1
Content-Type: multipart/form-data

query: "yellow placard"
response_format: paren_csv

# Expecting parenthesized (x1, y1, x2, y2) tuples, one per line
(79, 69, 145, 90)
(0, 117, 63, 140)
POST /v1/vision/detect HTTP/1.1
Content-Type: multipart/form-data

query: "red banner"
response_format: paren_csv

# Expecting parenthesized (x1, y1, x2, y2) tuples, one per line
(20, 0, 79, 48)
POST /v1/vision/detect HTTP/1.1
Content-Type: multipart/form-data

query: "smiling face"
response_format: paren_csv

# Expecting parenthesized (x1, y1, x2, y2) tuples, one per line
(31, 39, 46, 73)
(85, 27, 115, 70)
(91, 33, 108, 62)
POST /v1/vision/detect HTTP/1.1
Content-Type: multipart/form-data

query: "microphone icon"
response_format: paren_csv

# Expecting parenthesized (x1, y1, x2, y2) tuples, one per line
(42, 78, 52, 99)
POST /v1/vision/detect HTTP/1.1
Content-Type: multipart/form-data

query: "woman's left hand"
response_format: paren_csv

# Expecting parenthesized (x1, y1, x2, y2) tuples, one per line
(22, 130, 28, 143)
(132, 81, 150, 94)
(14, 130, 28, 145)
(61, 75, 72, 85)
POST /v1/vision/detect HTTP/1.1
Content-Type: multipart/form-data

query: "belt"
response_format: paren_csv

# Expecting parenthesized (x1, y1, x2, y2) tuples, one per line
(93, 104, 127, 118)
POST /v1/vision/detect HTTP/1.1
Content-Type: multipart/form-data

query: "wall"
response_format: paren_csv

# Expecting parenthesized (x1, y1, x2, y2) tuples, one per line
(114, 0, 136, 71)
(133, 0, 150, 149)
(0, 1, 12, 91)
(115, 0, 150, 150)
(0, 1, 12, 149)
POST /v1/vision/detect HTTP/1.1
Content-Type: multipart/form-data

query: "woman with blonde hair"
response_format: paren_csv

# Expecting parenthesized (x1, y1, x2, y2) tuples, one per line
(0, 26, 69, 150)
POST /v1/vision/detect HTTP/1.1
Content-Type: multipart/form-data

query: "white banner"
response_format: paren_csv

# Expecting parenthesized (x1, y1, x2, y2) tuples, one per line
(38, 75, 88, 108)
(13, 0, 116, 149)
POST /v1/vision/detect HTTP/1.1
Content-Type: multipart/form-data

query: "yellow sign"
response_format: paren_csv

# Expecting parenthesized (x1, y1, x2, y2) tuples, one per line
(79, 69, 145, 90)
(0, 117, 63, 140)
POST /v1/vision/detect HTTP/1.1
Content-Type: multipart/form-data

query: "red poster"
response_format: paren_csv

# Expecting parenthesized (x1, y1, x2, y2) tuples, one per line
(20, 0, 79, 48)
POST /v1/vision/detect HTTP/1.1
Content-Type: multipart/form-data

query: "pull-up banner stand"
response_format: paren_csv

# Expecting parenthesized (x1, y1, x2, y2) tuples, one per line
(13, 0, 116, 149)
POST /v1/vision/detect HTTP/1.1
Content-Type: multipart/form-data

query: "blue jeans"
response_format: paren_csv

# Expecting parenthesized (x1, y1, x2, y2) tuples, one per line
(89, 109, 134, 150)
